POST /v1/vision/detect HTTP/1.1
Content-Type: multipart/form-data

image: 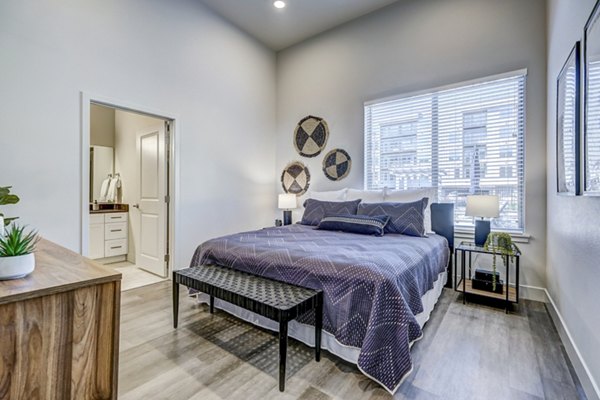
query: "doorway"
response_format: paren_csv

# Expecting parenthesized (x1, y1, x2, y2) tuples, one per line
(81, 96, 176, 291)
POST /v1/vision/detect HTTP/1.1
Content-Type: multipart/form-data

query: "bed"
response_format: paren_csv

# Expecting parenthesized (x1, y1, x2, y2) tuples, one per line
(188, 203, 454, 394)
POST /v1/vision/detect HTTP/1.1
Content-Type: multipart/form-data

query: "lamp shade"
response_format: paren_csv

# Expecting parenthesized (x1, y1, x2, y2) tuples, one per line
(278, 193, 297, 209)
(465, 195, 499, 218)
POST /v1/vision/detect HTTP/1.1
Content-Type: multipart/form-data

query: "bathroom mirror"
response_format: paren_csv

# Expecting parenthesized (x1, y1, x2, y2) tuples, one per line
(90, 146, 114, 203)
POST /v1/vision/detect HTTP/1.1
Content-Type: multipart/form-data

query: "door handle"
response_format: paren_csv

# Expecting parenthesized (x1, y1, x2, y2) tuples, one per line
(132, 204, 140, 209)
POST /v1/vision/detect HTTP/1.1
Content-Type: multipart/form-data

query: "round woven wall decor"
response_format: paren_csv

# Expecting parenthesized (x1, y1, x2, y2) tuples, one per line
(294, 115, 329, 158)
(281, 161, 311, 195)
(322, 148, 351, 181)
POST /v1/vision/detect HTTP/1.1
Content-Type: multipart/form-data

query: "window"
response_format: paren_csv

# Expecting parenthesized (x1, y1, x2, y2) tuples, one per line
(463, 110, 487, 179)
(365, 72, 526, 231)
(500, 166, 513, 178)
(499, 146, 513, 158)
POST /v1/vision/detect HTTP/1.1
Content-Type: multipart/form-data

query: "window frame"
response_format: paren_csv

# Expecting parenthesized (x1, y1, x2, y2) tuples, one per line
(364, 69, 527, 233)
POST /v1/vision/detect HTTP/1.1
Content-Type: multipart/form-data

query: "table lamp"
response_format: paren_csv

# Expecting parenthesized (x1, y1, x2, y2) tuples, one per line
(278, 193, 297, 226)
(466, 195, 499, 246)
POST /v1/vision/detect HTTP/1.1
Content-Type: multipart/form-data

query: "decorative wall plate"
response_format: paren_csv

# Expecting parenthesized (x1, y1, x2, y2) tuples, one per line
(294, 115, 329, 158)
(281, 161, 311, 195)
(323, 148, 351, 181)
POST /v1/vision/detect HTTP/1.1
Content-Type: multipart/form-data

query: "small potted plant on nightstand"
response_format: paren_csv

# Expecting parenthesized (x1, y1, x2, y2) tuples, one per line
(484, 232, 519, 292)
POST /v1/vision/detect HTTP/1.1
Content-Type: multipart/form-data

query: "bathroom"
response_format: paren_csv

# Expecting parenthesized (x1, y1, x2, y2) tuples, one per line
(89, 103, 170, 290)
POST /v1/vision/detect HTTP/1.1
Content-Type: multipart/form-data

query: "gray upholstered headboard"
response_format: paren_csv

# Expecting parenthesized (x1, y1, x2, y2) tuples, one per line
(431, 203, 454, 288)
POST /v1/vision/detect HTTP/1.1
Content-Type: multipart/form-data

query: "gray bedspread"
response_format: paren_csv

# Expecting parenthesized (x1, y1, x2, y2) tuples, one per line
(190, 224, 449, 393)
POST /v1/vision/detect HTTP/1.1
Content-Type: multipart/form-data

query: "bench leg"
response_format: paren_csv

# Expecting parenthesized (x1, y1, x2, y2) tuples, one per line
(315, 296, 323, 362)
(279, 320, 288, 392)
(173, 279, 179, 329)
(209, 295, 215, 314)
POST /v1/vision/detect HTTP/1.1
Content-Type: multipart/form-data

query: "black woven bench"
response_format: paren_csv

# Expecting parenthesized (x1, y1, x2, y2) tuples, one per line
(172, 265, 323, 392)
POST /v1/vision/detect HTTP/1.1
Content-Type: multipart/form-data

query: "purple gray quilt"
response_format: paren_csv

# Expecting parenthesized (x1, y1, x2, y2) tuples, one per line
(189, 224, 449, 393)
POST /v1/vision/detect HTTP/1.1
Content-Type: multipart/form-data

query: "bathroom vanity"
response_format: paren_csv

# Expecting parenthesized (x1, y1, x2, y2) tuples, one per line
(89, 205, 129, 261)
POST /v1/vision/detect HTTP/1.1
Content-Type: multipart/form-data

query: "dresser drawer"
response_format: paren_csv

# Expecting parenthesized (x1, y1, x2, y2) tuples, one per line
(104, 212, 128, 223)
(105, 222, 127, 240)
(105, 239, 128, 257)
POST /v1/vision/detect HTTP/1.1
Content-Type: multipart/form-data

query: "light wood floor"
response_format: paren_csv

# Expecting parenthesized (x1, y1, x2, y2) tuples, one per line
(119, 281, 585, 400)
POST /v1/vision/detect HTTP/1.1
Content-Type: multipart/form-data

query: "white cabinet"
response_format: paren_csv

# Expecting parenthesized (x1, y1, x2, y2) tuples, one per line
(89, 212, 128, 260)
(105, 222, 127, 240)
(105, 239, 128, 258)
(89, 222, 105, 259)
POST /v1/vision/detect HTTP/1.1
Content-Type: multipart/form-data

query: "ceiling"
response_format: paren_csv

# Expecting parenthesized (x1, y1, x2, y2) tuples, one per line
(199, 0, 399, 51)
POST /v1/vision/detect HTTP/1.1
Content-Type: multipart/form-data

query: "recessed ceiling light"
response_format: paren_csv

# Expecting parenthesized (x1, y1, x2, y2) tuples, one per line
(273, 1, 286, 9)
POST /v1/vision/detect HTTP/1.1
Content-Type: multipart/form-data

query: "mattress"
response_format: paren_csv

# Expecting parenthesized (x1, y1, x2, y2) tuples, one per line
(189, 224, 449, 394)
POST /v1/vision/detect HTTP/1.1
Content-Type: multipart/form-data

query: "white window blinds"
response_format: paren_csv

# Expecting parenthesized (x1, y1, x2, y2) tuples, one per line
(365, 72, 526, 231)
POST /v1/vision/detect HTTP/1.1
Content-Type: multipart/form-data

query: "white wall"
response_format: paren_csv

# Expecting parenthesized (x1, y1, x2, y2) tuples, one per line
(0, 0, 277, 268)
(276, 0, 548, 293)
(547, 1, 600, 398)
(114, 110, 164, 264)
(90, 104, 115, 147)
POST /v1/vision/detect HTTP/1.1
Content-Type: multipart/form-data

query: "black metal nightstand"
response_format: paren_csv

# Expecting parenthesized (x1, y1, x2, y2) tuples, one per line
(454, 241, 521, 312)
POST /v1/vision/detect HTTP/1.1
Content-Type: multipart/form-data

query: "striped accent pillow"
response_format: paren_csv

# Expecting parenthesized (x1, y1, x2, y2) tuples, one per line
(358, 198, 429, 237)
(316, 214, 390, 236)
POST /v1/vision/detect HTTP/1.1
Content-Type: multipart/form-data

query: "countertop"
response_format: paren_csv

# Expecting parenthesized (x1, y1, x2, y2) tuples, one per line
(90, 209, 129, 214)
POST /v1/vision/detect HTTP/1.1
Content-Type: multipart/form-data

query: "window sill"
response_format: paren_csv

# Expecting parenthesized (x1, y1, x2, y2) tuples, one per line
(454, 228, 531, 244)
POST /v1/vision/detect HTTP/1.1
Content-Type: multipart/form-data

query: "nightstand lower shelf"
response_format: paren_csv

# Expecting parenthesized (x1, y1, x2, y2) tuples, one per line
(455, 242, 520, 313)
(456, 278, 517, 303)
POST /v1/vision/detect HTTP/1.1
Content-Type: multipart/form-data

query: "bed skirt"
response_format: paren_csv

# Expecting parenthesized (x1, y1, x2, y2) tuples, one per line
(195, 270, 447, 366)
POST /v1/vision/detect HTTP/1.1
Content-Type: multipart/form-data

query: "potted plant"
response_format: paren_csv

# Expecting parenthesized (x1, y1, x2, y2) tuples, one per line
(0, 225, 40, 280)
(0, 186, 20, 227)
(483, 232, 519, 292)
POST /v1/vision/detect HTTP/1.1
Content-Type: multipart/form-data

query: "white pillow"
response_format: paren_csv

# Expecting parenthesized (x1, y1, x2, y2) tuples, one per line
(307, 189, 347, 201)
(346, 188, 385, 202)
(384, 187, 438, 233)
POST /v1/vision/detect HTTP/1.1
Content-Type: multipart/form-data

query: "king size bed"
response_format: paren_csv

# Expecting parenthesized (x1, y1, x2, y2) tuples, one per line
(187, 200, 454, 394)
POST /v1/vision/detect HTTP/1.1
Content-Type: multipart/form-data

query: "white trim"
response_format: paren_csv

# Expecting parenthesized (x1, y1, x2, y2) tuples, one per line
(364, 68, 528, 106)
(80, 92, 180, 277)
(545, 288, 600, 400)
(518, 284, 547, 303)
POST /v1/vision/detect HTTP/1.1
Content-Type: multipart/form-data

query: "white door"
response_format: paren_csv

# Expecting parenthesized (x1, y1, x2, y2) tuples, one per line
(135, 124, 168, 277)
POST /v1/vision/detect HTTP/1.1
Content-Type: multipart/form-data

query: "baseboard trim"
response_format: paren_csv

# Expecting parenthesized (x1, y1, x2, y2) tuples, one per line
(519, 284, 548, 302)
(545, 289, 600, 400)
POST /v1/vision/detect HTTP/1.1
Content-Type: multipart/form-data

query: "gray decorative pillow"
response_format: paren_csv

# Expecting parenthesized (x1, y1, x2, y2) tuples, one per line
(301, 198, 361, 226)
(357, 198, 429, 237)
(317, 214, 390, 236)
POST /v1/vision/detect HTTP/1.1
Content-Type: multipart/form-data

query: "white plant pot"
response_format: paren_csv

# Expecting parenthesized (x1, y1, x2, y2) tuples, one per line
(0, 253, 36, 280)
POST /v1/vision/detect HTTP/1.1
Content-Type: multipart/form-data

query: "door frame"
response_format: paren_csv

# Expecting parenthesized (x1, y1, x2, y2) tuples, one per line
(80, 92, 180, 277)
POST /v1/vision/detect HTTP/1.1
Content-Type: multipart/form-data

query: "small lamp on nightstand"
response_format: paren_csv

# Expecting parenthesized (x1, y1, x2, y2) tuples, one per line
(278, 193, 297, 226)
(466, 195, 499, 246)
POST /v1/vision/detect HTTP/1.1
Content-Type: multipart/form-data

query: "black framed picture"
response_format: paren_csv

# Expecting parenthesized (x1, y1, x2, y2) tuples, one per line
(584, 0, 600, 194)
(557, 41, 581, 195)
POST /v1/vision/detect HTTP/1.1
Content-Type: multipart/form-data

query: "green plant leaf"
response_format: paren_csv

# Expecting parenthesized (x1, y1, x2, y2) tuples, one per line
(0, 194, 19, 206)
(3, 217, 18, 226)
(0, 224, 39, 257)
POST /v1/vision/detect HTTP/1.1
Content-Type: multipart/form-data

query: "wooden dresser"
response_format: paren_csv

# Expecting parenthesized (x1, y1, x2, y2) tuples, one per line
(0, 239, 122, 400)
